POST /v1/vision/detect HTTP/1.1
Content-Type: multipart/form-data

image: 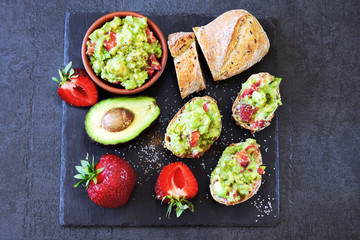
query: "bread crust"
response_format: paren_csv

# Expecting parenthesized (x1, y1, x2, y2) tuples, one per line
(168, 32, 206, 99)
(164, 96, 221, 158)
(210, 142, 263, 206)
(193, 9, 270, 81)
(232, 72, 281, 132)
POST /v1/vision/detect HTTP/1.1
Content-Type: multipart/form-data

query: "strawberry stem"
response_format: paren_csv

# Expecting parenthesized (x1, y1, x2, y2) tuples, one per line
(52, 61, 78, 86)
(73, 153, 104, 188)
(162, 195, 194, 219)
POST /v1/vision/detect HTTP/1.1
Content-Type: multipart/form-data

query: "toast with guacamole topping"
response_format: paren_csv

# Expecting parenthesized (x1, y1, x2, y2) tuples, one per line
(168, 32, 206, 99)
(164, 96, 222, 158)
(232, 72, 282, 133)
(210, 138, 265, 206)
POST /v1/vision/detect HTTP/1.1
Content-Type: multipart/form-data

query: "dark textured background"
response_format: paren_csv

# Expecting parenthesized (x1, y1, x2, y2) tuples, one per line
(0, 0, 359, 239)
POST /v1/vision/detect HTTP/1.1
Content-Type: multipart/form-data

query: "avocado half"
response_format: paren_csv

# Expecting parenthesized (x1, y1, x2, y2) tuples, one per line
(85, 96, 160, 145)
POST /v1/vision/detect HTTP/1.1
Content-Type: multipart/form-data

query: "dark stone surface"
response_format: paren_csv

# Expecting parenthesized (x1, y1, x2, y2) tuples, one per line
(0, 0, 359, 239)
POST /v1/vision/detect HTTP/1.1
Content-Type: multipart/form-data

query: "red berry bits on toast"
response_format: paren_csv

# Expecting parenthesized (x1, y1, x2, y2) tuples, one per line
(232, 72, 282, 133)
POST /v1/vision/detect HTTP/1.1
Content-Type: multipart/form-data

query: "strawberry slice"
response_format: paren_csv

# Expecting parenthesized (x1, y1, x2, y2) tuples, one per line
(241, 84, 258, 98)
(188, 131, 200, 147)
(155, 162, 198, 218)
(146, 27, 157, 44)
(103, 31, 117, 51)
(52, 62, 98, 107)
(257, 167, 264, 175)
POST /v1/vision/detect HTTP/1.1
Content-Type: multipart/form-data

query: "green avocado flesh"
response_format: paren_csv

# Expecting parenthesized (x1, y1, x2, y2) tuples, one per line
(234, 73, 282, 132)
(87, 16, 162, 90)
(166, 97, 222, 157)
(210, 138, 265, 203)
(85, 96, 160, 145)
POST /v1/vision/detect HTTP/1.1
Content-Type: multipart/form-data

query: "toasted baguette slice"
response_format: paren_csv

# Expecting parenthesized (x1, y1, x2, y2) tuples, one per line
(232, 72, 282, 133)
(193, 9, 270, 81)
(168, 32, 206, 99)
(164, 96, 222, 158)
(210, 139, 263, 206)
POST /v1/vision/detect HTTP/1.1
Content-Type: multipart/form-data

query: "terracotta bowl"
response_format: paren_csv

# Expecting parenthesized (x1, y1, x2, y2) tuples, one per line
(81, 11, 168, 95)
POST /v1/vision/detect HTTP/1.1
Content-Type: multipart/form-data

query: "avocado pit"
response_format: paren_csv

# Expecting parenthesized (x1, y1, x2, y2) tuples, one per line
(102, 108, 135, 132)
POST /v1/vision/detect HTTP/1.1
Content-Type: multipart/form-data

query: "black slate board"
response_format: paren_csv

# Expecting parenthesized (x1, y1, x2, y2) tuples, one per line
(59, 12, 280, 227)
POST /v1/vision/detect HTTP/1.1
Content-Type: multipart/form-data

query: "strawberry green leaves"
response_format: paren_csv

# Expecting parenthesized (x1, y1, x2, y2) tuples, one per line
(52, 61, 77, 85)
(73, 153, 104, 188)
(162, 196, 195, 219)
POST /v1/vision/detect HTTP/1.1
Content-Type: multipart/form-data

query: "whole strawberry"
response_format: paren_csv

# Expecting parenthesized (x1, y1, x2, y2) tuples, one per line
(74, 154, 136, 208)
(155, 162, 198, 218)
(52, 62, 98, 107)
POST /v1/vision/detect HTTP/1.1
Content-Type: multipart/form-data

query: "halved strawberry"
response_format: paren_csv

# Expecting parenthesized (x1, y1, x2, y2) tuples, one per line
(155, 162, 198, 218)
(146, 27, 157, 44)
(52, 62, 98, 107)
(104, 31, 117, 51)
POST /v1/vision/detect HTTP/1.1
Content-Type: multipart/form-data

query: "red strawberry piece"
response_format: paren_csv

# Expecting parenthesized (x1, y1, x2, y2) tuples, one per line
(188, 131, 200, 147)
(147, 54, 161, 70)
(146, 54, 161, 77)
(203, 102, 210, 112)
(74, 154, 136, 208)
(147, 67, 155, 77)
(86, 40, 96, 56)
(251, 120, 267, 133)
(241, 84, 258, 98)
(257, 167, 264, 175)
(235, 150, 250, 168)
(239, 103, 256, 122)
(52, 62, 98, 107)
(155, 162, 198, 218)
(104, 31, 117, 51)
(146, 27, 157, 44)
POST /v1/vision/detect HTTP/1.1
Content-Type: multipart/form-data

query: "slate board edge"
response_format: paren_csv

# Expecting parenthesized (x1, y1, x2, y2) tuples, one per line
(59, 10, 70, 226)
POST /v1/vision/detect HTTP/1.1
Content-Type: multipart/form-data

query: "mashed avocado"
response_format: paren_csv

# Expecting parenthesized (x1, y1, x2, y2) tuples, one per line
(87, 16, 162, 90)
(166, 97, 222, 157)
(234, 73, 282, 133)
(241, 74, 281, 118)
(210, 138, 265, 203)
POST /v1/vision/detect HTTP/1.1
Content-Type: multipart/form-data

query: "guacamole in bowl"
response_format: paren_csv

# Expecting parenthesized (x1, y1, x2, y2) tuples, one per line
(86, 15, 163, 90)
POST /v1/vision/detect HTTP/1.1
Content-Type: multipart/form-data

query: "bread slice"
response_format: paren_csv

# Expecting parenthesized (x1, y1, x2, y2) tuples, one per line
(210, 141, 263, 206)
(193, 9, 270, 81)
(164, 96, 222, 158)
(168, 32, 206, 99)
(232, 72, 282, 133)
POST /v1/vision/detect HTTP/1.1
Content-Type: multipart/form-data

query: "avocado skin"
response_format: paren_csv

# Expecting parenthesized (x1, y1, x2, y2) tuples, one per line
(85, 96, 160, 145)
